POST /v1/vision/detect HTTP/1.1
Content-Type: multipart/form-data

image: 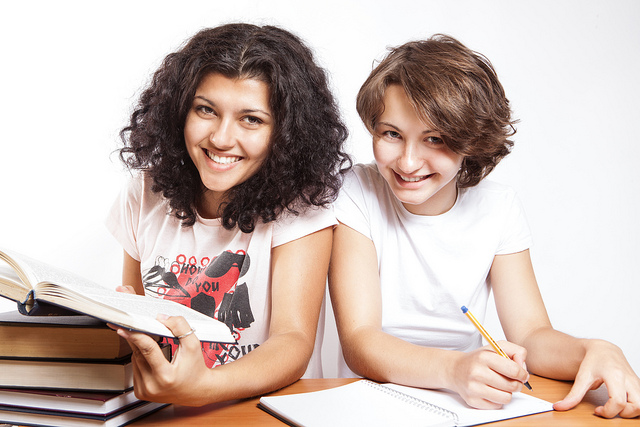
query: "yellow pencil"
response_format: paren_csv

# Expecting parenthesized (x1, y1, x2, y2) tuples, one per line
(461, 306, 532, 390)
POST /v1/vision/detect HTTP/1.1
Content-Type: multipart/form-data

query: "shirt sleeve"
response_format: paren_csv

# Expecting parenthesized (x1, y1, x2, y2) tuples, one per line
(271, 205, 337, 248)
(334, 166, 374, 240)
(496, 189, 533, 255)
(105, 177, 143, 261)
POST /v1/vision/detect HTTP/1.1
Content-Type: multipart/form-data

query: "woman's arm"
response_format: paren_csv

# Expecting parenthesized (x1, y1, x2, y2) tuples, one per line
(121, 251, 145, 295)
(490, 250, 570, 376)
(329, 223, 529, 409)
(115, 227, 332, 406)
(490, 250, 640, 418)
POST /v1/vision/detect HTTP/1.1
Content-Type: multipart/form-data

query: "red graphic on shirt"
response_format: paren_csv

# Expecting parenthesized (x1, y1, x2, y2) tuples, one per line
(141, 250, 256, 367)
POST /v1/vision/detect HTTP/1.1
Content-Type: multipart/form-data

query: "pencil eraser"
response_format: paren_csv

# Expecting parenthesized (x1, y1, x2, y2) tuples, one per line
(461, 306, 468, 313)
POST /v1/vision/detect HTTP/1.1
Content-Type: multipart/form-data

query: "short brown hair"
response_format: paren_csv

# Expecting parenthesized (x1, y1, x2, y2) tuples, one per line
(356, 34, 515, 187)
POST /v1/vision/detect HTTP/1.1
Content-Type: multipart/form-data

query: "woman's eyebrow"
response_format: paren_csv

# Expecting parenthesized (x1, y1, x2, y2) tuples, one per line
(377, 121, 438, 134)
(376, 121, 400, 131)
(239, 108, 272, 117)
(194, 95, 214, 105)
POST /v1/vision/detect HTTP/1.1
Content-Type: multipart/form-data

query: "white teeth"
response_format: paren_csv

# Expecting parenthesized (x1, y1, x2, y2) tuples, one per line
(400, 175, 424, 182)
(207, 151, 240, 164)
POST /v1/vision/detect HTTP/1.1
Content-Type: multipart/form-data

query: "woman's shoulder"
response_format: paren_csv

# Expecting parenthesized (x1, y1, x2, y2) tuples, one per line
(335, 162, 397, 228)
(118, 173, 170, 216)
(271, 204, 337, 247)
(343, 162, 387, 193)
(348, 162, 380, 179)
(463, 179, 518, 200)
(459, 180, 523, 216)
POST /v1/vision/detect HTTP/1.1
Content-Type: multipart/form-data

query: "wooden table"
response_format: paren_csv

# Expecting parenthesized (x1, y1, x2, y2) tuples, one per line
(132, 375, 638, 425)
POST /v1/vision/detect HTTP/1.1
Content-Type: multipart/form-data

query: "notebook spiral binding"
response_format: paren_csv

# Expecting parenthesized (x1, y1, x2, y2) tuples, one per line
(362, 380, 460, 425)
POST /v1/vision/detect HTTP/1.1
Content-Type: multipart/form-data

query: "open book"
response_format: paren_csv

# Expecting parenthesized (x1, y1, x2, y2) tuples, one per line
(0, 248, 234, 343)
(259, 380, 554, 427)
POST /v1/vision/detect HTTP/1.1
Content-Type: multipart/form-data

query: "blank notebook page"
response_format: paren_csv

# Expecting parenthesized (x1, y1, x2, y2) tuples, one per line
(259, 380, 554, 427)
(384, 382, 553, 426)
(260, 380, 455, 427)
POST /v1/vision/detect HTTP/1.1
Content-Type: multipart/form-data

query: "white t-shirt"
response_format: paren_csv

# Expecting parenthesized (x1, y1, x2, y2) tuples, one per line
(106, 175, 336, 378)
(334, 163, 532, 377)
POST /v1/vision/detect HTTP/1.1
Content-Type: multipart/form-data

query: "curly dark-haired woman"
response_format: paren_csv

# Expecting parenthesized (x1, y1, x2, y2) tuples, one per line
(106, 23, 350, 406)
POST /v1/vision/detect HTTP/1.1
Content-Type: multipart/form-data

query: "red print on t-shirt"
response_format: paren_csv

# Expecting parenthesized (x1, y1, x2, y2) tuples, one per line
(141, 250, 255, 367)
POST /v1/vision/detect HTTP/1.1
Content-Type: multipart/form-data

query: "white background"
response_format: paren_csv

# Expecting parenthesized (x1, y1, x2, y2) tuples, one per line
(1, 0, 638, 378)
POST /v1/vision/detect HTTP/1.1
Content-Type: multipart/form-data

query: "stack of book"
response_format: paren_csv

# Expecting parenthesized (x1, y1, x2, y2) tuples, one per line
(0, 247, 235, 426)
(0, 310, 169, 427)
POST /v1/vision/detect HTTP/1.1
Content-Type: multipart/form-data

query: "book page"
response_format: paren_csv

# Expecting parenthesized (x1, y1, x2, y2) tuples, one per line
(35, 282, 235, 343)
(0, 249, 234, 343)
(383, 383, 553, 426)
(1, 249, 104, 293)
(0, 265, 30, 301)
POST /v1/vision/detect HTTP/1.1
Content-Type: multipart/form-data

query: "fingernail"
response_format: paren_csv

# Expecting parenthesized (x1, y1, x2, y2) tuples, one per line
(157, 313, 170, 321)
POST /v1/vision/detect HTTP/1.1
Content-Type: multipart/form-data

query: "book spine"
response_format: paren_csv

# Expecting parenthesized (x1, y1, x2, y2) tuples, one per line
(18, 293, 82, 316)
(17, 289, 35, 315)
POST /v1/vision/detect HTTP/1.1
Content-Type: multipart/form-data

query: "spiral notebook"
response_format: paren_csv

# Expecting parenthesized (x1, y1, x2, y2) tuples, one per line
(259, 380, 553, 427)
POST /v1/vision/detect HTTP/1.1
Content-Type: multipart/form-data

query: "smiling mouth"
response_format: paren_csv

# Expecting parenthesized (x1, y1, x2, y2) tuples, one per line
(205, 149, 241, 165)
(398, 173, 433, 182)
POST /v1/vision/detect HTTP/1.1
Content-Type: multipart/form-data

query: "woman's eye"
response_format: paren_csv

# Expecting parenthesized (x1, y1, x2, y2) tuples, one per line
(243, 116, 263, 125)
(196, 105, 215, 115)
(426, 136, 444, 145)
(384, 130, 401, 139)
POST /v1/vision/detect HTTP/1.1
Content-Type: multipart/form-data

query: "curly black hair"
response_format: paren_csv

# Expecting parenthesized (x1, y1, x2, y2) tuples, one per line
(119, 23, 351, 232)
(357, 34, 516, 188)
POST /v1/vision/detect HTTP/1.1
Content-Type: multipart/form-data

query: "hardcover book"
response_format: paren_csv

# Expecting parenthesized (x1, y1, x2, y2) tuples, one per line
(0, 400, 168, 427)
(0, 346, 167, 392)
(0, 248, 235, 344)
(0, 387, 140, 416)
(0, 310, 133, 359)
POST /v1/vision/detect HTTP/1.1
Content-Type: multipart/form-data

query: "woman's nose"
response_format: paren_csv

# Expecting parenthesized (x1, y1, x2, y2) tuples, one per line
(209, 119, 235, 149)
(397, 141, 422, 173)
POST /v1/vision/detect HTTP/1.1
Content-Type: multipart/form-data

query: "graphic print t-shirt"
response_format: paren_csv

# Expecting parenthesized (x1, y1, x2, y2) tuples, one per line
(106, 176, 335, 376)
